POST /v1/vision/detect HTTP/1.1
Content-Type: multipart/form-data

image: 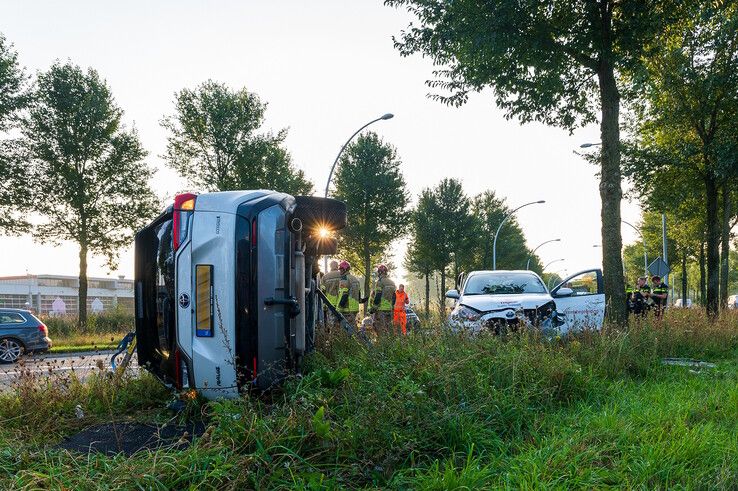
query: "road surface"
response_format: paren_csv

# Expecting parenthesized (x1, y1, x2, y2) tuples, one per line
(0, 350, 139, 390)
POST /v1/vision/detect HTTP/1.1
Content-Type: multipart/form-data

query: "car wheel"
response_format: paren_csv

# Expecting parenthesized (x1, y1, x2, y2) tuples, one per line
(293, 196, 348, 231)
(0, 338, 24, 364)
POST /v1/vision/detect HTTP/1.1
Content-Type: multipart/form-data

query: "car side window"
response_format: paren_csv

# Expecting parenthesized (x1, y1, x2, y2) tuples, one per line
(0, 312, 26, 325)
(564, 271, 599, 296)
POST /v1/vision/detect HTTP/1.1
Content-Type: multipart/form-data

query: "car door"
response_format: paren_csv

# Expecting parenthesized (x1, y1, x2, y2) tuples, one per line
(550, 269, 605, 333)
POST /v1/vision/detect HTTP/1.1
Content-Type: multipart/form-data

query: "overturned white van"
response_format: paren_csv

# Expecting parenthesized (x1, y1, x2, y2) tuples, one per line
(134, 190, 346, 399)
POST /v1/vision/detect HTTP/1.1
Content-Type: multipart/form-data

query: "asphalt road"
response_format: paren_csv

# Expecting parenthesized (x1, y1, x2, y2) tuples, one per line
(0, 350, 139, 390)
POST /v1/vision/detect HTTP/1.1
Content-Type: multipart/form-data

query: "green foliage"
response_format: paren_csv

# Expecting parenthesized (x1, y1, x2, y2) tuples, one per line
(2, 311, 738, 488)
(0, 32, 30, 235)
(333, 132, 408, 291)
(161, 80, 312, 195)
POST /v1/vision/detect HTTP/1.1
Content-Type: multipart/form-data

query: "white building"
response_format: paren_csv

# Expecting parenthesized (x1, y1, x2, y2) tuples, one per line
(0, 274, 134, 315)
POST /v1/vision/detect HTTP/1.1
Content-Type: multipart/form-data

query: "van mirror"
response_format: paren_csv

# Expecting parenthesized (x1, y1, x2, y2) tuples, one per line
(445, 289, 460, 300)
(554, 287, 574, 297)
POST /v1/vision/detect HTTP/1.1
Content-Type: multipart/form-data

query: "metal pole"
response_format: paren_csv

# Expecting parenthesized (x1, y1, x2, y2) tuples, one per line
(322, 113, 393, 273)
(662, 213, 669, 286)
(526, 238, 561, 270)
(622, 220, 648, 277)
(493, 200, 545, 270)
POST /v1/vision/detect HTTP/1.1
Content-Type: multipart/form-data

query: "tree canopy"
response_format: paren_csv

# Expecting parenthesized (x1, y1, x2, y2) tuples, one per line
(23, 62, 159, 325)
(161, 80, 312, 195)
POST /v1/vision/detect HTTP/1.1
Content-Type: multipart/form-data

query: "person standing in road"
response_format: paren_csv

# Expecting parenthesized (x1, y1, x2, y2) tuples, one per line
(370, 264, 396, 334)
(650, 275, 668, 319)
(393, 283, 410, 335)
(336, 260, 361, 329)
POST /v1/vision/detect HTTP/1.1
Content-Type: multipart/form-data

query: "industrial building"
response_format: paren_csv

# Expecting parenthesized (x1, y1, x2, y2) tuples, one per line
(0, 274, 134, 316)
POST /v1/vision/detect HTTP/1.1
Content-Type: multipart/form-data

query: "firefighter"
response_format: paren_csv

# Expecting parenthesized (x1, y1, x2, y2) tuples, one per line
(336, 260, 361, 328)
(321, 260, 340, 329)
(650, 275, 668, 319)
(393, 283, 410, 335)
(370, 264, 396, 334)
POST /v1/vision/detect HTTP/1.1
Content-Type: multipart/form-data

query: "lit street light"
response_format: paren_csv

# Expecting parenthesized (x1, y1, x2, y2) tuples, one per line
(492, 200, 546, 270)
(526, 238, 561, 270)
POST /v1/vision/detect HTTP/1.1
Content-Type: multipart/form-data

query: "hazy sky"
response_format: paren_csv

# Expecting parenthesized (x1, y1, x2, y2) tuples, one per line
(0, 0, 641, 282)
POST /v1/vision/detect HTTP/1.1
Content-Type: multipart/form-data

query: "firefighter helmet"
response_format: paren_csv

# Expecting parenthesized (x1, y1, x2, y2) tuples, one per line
(377, 264, 388, 275)
(339, 260, 350, 272)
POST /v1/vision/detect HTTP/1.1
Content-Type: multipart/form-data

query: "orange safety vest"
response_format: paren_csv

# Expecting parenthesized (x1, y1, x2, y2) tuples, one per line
(394, 290, 409, 311)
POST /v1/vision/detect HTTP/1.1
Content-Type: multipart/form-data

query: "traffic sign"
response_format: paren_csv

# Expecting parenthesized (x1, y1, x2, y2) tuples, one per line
(648, 257, 670, 277)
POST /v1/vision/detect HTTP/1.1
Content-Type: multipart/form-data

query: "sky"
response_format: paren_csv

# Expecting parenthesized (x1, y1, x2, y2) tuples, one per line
(0, 0, 642, 282)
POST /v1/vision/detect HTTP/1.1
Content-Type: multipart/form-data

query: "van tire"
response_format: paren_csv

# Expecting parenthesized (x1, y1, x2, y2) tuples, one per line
(293, 196, 347, 231)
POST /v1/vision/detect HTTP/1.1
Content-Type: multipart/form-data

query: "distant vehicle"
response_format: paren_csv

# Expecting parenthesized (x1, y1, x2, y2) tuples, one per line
(673, 298, 693, 308)
(135, 190, 346, 400)
(406, 305, 420, 330)
(0, 308, 52, 363)
(445, 269, 605, 335)
(727, 295, 738, 310)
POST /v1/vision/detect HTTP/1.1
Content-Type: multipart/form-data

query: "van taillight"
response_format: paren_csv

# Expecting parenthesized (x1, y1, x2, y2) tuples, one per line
(173, 193, 197, 251)
(38, 323, 47, 335)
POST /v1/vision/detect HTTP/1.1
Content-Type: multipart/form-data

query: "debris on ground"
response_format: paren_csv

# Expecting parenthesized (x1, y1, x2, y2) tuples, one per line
(55, 421, 205, 456)
(661, 358, 716, 369)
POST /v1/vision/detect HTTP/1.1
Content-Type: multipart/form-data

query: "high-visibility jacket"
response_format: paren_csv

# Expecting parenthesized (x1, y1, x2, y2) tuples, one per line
(321, 270, 341, 306)
(394, 290, 409, 311)
(652, 282, 668, 306)
(371, 276, 396, 312)
(336, 274, 361, 313)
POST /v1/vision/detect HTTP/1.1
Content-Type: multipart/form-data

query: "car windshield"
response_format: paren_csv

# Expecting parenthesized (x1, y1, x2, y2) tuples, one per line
(463, 272, 547, 295)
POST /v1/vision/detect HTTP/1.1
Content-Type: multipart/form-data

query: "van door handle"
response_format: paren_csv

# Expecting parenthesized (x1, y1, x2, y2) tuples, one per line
(264, 297, 300, 317)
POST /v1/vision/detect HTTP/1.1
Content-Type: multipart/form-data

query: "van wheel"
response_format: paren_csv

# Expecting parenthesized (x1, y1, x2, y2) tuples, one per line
(293, 196, 347, 231)
(0, 338, 24, 364)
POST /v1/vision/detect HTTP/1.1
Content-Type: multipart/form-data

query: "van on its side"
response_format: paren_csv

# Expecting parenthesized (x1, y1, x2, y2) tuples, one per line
(134, 190, 345, 399)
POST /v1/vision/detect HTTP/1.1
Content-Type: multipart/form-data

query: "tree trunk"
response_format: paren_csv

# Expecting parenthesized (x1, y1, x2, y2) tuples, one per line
(720, 183, 731, 309)
(363, 250, 371, 305)
(424, 268, 430, 315)
(78, 242, 88, 328)
(597, 59, 626, 325)
(705, 174, 720, 317)
(699, 241, 706, 305)
(681, 254, 688, 307)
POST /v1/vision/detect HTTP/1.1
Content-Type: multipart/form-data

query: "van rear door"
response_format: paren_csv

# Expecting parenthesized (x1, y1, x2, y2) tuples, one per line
(134, 211, 178, 386)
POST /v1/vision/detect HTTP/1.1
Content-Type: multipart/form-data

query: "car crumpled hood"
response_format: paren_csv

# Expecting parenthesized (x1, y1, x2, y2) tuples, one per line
(459, 293, 553, 312)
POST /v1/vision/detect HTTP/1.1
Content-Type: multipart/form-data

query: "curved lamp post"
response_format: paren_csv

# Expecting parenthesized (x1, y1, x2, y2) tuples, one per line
(622, 220, 648, 276)
(324, 113, 394, 198)
(580, 142, 602, 148)
(543, 258, 565, 272)
(526, 238, 561, 270)
(548, 269, 568, 289)
(492, 200, 545, 270)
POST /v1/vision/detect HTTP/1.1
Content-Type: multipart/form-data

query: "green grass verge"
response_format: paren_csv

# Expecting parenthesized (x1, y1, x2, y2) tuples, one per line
(1, 311, 737, 489)
(48, 331, 128, 353)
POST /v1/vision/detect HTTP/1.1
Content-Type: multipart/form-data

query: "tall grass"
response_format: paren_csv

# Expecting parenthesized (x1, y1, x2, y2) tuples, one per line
(1, 309, 737, 489)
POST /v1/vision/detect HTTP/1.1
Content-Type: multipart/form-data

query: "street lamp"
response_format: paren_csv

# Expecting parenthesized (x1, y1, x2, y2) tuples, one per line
(543, 258, 565, 272)
(323, 113, 394, 273)
(580, 142, 602, 148)
(324, 113, 394, 198)
(492, 200, 546, 270)
(622, 220, 648, 276)
(548, 269, 568, 289)
(526, 238, 561, 270)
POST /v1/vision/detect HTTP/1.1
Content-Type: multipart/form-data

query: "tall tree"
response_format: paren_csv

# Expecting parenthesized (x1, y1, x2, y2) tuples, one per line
(387, 0, 689, 324)
(626, 2, 738, 316)
(23, 63, 159, 326)
(162, 80, 312, 194)
(333, 132, 408, 295)
(0, 33, 30, 234)
(405, 202, 436, 315)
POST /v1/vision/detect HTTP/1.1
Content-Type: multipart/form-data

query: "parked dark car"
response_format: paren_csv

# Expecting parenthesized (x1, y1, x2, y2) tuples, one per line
(406, 305, 420, 330)
(0, 308, 52, 363)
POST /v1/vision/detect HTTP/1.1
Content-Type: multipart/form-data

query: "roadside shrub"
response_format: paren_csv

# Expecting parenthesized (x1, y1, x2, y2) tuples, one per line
(41, 308, 134, 338)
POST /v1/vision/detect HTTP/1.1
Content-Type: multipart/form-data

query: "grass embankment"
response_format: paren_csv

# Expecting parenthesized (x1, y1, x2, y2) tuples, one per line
(2, 310, 738, 489)
(43, 312, 132, 353)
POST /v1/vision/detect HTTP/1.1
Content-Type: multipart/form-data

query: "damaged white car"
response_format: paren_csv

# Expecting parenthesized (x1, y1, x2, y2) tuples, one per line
(445, 270, 605, 336)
